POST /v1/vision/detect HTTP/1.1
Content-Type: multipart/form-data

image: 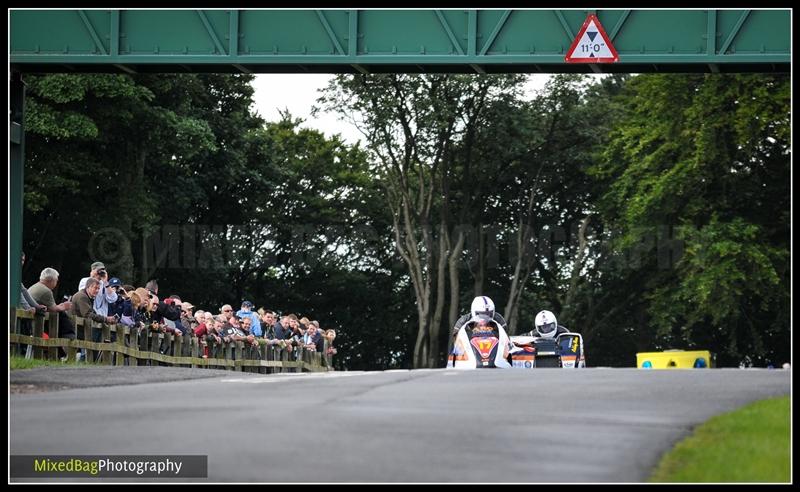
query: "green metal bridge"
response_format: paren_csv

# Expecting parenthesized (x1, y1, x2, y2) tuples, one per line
(10, 9, 790, 74)
(7, 9, 792, 305)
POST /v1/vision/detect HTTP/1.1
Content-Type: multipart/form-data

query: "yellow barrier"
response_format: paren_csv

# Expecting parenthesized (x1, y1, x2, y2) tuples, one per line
(636, 350, 712, 369)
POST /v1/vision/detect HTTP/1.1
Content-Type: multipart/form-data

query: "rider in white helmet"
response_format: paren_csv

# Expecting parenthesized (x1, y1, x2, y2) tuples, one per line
(531, 309, 569, 338)
(451, 296, 507, 337)
(471, 296, 495, 318)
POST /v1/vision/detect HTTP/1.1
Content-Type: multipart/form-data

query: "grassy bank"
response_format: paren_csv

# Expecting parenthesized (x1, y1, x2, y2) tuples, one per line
(650, 395, 790, 482)
(9, 354, 98, 370)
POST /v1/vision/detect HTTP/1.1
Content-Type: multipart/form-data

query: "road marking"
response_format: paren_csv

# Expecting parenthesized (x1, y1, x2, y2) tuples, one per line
(220, 371, 373, 384)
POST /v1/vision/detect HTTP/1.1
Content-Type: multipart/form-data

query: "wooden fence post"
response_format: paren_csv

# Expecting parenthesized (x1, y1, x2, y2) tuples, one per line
(115, 325, 126, 366)
(224, 341, 233, 370)
(67, 316, 81, 362)
(10, 307, 19, 355)
(82, 318, 93, 363)
(101, 323, 113, 365)
(47, 312, 59, 360)
(130, 325, 140, 366)
(32, 313, 45, 360)
(190, 336, 199, 369)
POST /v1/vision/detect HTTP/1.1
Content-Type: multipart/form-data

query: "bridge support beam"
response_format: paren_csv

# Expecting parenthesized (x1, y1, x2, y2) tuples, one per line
(10, 72, 25, 308)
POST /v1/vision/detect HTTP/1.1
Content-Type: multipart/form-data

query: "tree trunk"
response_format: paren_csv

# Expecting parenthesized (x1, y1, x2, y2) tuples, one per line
(445, 227, 465, 361)
(562, 215, 592, 324)
(505, 224, 535, 335)
(448, 229, 465, 329)
(412, 304, 430, 368)
(473, 225, 485, 297)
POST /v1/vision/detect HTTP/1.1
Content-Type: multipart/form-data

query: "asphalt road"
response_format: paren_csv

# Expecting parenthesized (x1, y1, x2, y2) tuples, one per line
(9, 367, 790, 483)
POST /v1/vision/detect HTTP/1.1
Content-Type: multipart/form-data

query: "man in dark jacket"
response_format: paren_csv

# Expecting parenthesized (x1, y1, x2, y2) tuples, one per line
(71, 278, 117, 361)
(274, 314, 295, 342)
(72, 278, 117, 326)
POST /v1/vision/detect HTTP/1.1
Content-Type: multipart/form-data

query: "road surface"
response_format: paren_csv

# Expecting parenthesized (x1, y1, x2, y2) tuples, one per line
(10, 366, 790, 482)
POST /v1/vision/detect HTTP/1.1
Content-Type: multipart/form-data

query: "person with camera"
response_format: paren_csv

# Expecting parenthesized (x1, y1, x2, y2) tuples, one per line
(107, 279, 141, 356)
(161, 296, 188, 337)
(107, 278, 129, 321)
(71, 278, 118, 331)
(73, 263, 118, 359)
(132, 287, 153, 328)
(77, 261, 118, 322)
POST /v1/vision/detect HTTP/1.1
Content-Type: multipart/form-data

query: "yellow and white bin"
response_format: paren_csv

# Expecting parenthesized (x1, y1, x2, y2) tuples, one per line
(636, 350, 712, 369)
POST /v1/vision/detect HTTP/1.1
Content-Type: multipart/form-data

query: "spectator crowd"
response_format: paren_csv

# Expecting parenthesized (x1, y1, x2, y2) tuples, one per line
(17, 255, 338, 363)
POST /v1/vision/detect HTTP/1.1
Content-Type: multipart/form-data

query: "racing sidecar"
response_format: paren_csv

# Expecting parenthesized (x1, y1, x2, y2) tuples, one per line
(446, 315, 512, 369)
(509, 332, 586, 368)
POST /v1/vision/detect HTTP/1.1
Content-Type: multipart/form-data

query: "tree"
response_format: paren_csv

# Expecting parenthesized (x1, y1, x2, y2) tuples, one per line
(23, 72, 416, 369)
(318, 74, 527, 367)
(589, 74, 790, 366)
(495, 74, 623, 334)
(23, 73, 218, 288)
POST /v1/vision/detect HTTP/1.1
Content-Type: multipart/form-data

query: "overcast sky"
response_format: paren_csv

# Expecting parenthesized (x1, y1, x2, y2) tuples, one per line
(249, 74, 558, 146)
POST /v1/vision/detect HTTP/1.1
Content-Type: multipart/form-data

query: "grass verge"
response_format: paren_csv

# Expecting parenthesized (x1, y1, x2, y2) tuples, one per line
(650, 395, 790, 482)
(10, 354, 98, 370)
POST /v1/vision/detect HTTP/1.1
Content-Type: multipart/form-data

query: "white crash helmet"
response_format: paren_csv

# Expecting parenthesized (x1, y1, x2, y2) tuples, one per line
(470, 296, 495, 319)
(535, 310, 558, 338)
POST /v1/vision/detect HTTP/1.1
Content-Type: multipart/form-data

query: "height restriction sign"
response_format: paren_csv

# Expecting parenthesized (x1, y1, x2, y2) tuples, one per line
(565, 14, 619, 63)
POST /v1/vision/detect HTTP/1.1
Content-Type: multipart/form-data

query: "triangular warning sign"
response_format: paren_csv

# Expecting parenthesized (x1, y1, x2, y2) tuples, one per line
(565, 14, 619, 63)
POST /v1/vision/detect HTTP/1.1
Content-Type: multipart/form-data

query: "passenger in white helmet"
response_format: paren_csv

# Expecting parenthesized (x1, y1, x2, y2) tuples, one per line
(526, 309, 569, 338)
(451, 296, 508, 337)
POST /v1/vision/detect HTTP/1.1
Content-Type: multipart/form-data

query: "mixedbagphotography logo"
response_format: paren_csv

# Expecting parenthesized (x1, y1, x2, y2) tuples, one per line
(87, 227, 130, 272)
(10, 455, 207, 479)
(94, 222, 686, 275)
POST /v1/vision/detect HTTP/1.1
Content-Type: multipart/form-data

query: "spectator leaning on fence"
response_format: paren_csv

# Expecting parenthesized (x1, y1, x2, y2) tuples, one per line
(324, 329, 338, 356)
(27, 267, 76, 340)
(132, 288, 151, 326)
(148, 294, 164, 330)
(19, 252, 46, 314)
(289, 316, 304, 344)
(236, 300, 262, 337)
(157, 295, 184, 331)
(161, 297, 185, 337)
(71, 277, 117, 326)
(77, 261, 118, 319)
(106, 278, 133, 339)
(238, 316, 260, 349)
(259, 309, 277, 339)
(209, 315, 225, 346)
(179, 301, 197, 332)
(220, 315, 239, 344)
(219, 304, 233, 321)
(303, 321, 324, 352)
(193, 312, 208, 337)
(274, 314, 292, 341)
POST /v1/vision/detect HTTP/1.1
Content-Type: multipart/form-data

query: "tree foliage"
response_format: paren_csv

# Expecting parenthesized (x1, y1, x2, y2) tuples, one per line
(589, 74, 790, 366)
(20, 71, 790, 369)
